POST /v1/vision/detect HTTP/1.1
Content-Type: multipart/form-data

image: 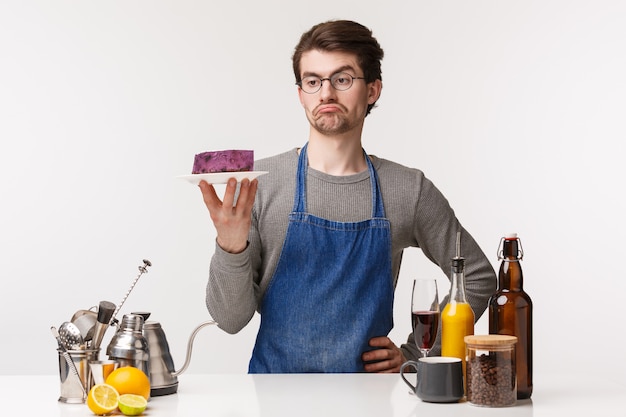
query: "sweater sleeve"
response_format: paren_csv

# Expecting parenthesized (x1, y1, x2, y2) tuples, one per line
(205, 241, 258, 334)
(206, 195, 266, 335)
(400, 173, 497, 360)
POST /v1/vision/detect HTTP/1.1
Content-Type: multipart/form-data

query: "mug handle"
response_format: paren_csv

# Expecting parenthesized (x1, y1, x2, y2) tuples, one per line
(400, 360, 419, 392)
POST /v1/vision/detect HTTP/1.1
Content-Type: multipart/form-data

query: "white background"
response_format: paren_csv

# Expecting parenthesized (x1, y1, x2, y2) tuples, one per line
(1, 0, 624, 378)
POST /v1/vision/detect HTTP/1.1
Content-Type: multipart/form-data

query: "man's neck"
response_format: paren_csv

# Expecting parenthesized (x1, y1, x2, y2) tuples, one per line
(306, 132, 366, 176)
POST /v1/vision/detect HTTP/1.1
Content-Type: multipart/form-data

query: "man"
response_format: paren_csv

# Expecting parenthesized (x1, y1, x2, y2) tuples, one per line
(199, 20, 496, 373)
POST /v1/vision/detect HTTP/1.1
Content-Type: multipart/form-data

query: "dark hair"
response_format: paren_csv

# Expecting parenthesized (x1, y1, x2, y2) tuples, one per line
(292, 20, 384, 115)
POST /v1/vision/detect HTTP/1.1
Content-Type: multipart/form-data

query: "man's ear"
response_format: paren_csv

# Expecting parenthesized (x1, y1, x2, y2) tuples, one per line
(368, 79, 383, 105)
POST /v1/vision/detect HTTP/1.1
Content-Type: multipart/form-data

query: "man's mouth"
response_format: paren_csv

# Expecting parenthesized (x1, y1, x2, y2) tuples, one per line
(315, 105, 342, 116)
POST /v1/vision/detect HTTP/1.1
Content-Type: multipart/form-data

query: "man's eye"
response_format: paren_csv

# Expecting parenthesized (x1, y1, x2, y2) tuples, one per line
(305, 78, 320, 87)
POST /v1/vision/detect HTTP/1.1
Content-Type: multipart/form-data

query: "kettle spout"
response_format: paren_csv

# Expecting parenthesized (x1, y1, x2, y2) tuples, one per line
(172, 320, 217, 377)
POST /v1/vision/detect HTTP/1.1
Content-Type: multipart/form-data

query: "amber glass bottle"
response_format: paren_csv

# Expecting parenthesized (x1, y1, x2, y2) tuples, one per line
(488, 233, 533, 399)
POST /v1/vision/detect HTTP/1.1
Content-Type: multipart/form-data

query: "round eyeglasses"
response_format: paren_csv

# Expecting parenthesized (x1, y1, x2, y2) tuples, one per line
(296, 72, 366, 94)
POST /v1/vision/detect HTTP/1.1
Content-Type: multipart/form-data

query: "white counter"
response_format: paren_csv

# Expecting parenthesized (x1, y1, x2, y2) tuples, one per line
(5, 372, 623, 416)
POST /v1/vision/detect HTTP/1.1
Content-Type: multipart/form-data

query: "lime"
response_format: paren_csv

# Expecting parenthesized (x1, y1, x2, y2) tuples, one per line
(87, 384, 119, 415)
(118, 393, 148, 416)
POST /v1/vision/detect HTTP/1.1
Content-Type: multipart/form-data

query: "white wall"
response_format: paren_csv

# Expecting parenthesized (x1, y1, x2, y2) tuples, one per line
(1, 0, 624, 377)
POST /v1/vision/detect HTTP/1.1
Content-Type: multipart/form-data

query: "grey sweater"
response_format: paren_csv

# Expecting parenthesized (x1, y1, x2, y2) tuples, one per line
(206, 148, 496, 362)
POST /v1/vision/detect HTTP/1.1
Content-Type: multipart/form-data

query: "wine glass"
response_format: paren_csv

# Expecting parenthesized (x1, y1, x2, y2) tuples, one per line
(411, 279, 440, 358)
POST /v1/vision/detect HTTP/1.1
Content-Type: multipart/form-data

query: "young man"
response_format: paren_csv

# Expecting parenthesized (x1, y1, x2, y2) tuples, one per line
(199, 20, 496, 373)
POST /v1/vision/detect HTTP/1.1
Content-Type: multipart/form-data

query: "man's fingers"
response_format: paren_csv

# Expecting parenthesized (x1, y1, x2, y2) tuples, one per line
(221, 178, 238, 209)
(236, 179, 258, 213)
(199, 180, 221, 211)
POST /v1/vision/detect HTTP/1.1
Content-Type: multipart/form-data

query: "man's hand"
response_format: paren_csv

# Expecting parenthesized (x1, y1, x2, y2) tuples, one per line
(362, 336, 407, 373)
(199, 178, 258, 254)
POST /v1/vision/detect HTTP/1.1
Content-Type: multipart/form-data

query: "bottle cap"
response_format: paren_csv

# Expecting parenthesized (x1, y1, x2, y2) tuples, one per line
(452, 256, 465, 273)
(498, 233, 524, 261)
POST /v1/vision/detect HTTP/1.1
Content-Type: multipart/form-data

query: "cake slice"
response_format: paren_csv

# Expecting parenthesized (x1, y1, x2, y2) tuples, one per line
(192, 150, 254, 174)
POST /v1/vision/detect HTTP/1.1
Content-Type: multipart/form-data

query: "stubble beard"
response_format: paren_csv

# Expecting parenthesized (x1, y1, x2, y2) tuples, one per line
(309, 113, 352, 136)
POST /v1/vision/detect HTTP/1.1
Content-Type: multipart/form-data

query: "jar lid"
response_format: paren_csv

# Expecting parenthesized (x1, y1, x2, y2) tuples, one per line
(464, 334, 517, 346)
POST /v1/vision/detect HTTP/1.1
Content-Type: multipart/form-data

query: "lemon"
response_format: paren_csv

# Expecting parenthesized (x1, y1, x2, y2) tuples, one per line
(87, 384, 119, 415)
(105, 366, 151, 400)
(118, 393, 148, 416)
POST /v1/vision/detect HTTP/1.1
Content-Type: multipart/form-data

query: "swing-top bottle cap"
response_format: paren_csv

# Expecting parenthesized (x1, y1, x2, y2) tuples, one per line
(504, 233, 518, 239)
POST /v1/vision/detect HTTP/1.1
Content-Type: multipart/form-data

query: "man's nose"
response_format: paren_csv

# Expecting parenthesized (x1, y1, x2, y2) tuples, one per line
(319, 79, 336, 100)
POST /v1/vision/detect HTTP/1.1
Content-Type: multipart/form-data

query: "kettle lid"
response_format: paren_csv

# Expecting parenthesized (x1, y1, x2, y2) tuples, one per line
(143, 321, 162, 330)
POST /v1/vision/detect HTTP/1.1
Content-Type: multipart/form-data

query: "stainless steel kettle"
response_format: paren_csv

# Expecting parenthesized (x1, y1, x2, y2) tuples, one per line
(143, 320, 217, 396)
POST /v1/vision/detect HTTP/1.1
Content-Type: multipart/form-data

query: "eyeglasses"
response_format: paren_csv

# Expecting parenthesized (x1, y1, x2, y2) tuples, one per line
(296, 72, 366, 94)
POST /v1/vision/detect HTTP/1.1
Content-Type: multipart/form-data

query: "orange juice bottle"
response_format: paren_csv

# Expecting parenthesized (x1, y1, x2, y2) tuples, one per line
(441, 232, 475, 375)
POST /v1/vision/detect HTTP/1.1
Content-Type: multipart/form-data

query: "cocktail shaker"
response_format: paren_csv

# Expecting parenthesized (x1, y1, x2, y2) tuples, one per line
(106, 314, 150, 378)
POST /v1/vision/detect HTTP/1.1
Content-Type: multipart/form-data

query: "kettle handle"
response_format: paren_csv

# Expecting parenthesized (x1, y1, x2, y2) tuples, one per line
(172, 320, 217, 377)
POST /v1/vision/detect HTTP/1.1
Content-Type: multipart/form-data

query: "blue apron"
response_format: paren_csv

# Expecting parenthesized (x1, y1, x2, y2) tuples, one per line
(248, 143, 394, 373)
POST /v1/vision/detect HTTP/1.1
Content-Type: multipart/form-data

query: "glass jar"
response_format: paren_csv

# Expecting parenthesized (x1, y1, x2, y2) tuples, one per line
(464, 335, 517, 407)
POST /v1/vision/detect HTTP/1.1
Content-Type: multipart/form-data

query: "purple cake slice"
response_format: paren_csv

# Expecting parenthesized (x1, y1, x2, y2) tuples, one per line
(192, 150, 254, 174)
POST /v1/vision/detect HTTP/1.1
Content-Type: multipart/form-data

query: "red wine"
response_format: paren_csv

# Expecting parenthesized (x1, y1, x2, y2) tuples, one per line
(412, 311, 439, 350)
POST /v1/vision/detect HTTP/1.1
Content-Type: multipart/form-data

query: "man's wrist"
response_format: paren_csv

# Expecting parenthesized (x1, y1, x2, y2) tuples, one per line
(217, 238, 249, 254)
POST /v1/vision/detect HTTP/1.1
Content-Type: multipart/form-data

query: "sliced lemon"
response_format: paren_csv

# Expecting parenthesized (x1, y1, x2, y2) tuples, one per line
(118, 393, 148, 416)
(87, 383, 119, 415)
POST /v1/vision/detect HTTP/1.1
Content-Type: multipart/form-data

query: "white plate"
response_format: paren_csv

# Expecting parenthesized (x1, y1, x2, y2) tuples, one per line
(177, 171, 269, 185)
